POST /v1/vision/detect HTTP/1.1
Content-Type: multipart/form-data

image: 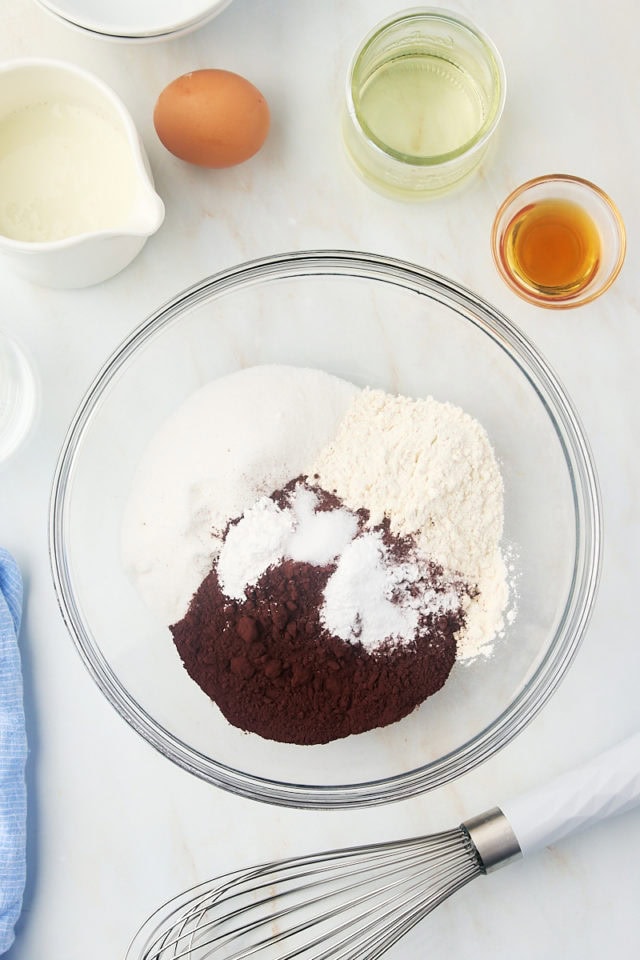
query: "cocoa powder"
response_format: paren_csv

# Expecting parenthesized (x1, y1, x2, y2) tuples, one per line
(170, 551, 465, 745)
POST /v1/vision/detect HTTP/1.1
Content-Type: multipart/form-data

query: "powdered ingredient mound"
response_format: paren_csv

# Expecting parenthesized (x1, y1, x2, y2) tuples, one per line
(123, 366, 514, 745)
(171, 559, 463, 745)
(170, 478, 470, 744)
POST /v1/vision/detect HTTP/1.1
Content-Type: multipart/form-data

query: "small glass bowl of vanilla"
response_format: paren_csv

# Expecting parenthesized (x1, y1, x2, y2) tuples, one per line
(491, 174, 626, 309)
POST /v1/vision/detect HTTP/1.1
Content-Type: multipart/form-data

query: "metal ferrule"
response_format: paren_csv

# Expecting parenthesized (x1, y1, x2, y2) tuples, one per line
(462, 806, 522, 873)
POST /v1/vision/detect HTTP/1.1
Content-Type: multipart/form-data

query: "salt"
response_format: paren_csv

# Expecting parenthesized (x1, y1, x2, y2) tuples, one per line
(287, 485, 358, 565)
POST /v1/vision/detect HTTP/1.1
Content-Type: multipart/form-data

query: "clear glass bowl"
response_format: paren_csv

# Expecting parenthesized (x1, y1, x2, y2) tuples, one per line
(49, 251, 601, 808)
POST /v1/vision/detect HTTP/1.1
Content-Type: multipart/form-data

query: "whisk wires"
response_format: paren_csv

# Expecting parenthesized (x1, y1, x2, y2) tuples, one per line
(138, 828, 482, 960)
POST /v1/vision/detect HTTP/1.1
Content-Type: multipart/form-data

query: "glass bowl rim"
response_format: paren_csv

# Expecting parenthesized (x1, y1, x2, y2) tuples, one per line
(49, 249, 602, 809)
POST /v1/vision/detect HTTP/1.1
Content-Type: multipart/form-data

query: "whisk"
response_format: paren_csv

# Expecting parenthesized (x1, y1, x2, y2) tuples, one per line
(127, 733, 640, 960)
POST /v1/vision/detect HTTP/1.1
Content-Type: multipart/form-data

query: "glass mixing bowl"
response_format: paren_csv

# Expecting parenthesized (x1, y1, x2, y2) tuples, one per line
(49, 251, 601, 808)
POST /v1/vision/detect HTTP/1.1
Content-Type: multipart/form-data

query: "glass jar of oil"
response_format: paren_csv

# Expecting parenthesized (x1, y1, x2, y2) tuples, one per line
(343, 8, 506, 199)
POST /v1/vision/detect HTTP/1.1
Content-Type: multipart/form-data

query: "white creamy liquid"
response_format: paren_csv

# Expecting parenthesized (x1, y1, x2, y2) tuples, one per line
(0, 100, 137, 242)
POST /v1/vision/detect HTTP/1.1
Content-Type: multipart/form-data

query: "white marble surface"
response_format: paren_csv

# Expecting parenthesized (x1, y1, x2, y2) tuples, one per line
(1, 0, 639, 957)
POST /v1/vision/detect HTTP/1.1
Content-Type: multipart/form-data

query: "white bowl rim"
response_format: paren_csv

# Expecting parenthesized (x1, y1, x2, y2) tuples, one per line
(33, 0, 234, 37)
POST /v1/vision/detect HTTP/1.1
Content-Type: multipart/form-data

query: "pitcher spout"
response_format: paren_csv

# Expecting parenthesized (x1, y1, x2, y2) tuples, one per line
(124, 182, 165, 238)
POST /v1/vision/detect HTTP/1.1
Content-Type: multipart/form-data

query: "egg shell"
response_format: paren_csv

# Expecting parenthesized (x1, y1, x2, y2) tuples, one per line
(153, 69, 270, 169)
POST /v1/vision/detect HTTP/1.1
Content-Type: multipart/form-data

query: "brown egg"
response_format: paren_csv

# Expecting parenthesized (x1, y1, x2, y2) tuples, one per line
(153, 69, 270, 168)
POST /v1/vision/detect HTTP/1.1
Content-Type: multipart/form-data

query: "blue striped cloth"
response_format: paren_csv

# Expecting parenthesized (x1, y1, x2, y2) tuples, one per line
(0, 550, 26, 954)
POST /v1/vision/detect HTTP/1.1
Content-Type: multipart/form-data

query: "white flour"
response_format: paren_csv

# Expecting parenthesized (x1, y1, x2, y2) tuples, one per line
(122, 365, 513, 659)
(312, 388, 509, 659)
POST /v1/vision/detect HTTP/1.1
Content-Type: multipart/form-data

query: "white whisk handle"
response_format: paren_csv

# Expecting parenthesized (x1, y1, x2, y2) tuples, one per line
(499, 731, 640, 858)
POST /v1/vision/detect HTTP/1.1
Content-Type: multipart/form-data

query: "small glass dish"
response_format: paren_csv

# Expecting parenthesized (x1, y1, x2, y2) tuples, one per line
(491, 174, 626, 309)
(342, 8, 506, 198)
(50, 251, 601, 809)
(0, 330, 38, 464)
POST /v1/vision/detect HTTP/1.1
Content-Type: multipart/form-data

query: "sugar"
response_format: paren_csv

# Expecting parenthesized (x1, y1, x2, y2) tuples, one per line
(121, 365, 357, 623)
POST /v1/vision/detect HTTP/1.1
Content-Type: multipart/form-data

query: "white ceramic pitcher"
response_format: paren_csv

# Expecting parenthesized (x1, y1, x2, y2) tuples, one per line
(0, 58, 165, 288)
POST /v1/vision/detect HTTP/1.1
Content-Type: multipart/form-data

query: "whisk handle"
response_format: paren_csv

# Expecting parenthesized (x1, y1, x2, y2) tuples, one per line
(499, 731, 640, 858)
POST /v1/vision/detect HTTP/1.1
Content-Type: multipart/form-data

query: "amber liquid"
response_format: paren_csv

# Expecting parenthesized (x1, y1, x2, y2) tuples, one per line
(501, 198, 601, 296)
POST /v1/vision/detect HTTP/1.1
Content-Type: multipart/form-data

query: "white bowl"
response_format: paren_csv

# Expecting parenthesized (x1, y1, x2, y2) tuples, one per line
(34, 0, 234, 38)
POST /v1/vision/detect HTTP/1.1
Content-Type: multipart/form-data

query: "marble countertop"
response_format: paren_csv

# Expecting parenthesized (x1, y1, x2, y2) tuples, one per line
(1, 1, 639, 957)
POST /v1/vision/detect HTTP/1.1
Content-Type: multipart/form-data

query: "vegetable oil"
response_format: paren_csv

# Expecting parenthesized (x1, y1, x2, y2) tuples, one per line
(357, 53, 485, 160)
(343, 9, 505, 198)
